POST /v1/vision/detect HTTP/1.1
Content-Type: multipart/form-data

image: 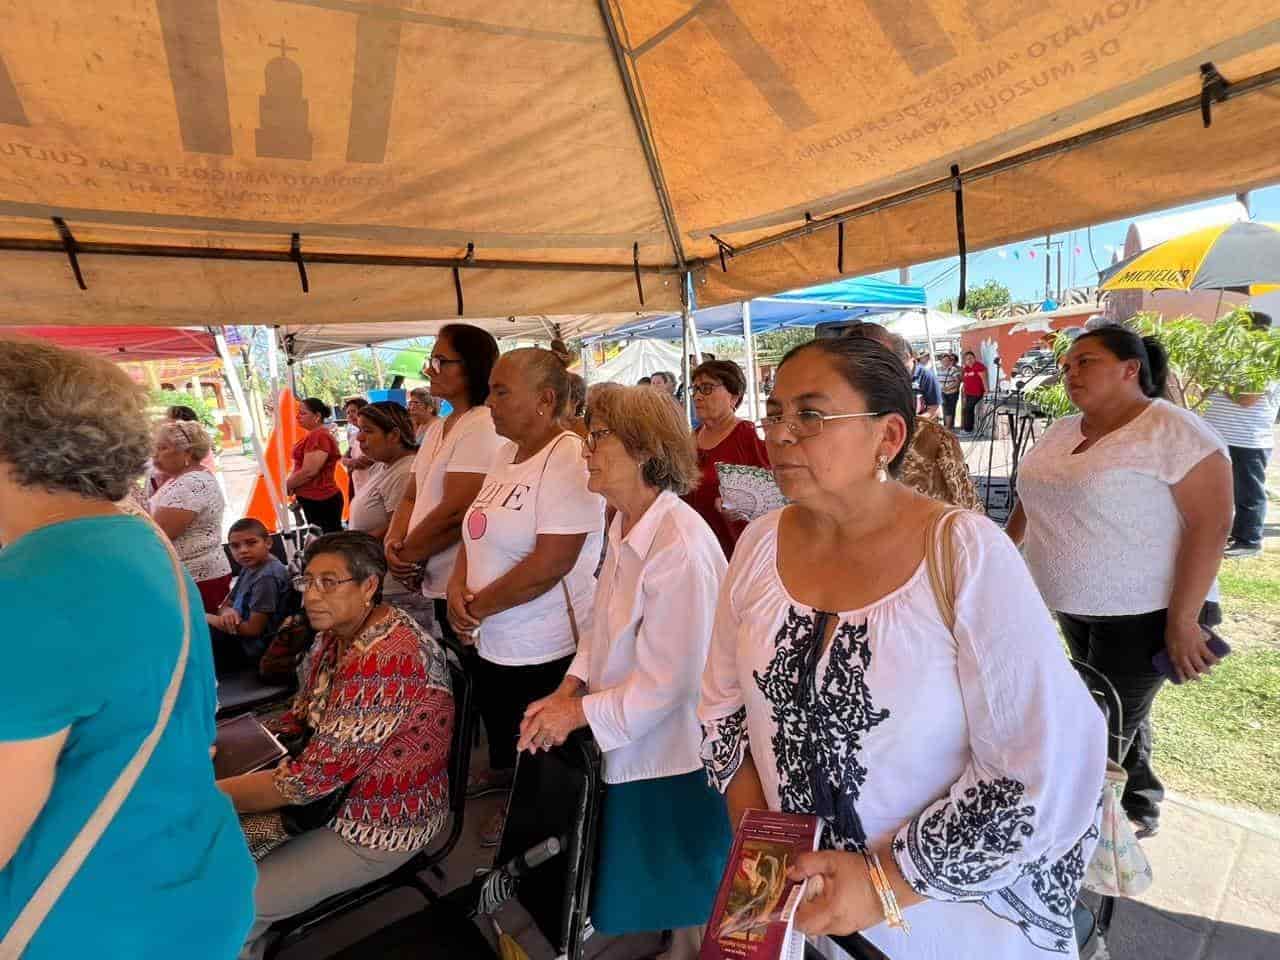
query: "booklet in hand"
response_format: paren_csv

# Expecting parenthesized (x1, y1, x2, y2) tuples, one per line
(701, 809, 822, 960)
(716, 463, 788, 523)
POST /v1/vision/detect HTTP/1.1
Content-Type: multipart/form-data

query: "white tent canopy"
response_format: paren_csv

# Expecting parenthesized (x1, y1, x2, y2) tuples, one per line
(589, 338, 683, 385)
(278, 312, 661, 359)
(881, 309, 972, 342)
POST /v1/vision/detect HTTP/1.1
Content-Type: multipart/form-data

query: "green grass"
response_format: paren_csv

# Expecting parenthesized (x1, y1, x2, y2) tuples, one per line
(1151, 647, 1280, 813)
(1148, 550, 1280, 813)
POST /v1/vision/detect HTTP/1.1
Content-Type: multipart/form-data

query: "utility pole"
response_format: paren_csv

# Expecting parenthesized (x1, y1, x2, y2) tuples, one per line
(1032, 235, 1064, 301)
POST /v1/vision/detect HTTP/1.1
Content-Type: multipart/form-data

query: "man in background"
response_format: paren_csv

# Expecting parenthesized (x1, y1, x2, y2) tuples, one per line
(937, 353, 962, 429)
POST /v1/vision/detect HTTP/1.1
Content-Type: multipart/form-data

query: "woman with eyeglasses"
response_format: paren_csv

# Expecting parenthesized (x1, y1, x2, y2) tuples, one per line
(448, 348, 605, 847)
(218, 532, 454, 960)
(286, 398, 344, 533)
(407, 387, 438, 442)
(699, 337, 1105, 959)
(518, 384, 730, 959)
(683, 359, 770, 558)
(385, 324, 504, 644)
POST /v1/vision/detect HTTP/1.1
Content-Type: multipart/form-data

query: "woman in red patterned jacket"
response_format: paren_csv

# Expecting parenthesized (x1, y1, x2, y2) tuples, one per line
(217, 532, 454, 960)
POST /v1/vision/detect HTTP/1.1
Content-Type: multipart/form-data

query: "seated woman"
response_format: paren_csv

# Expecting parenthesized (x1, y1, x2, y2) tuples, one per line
(150, 419, 233, 612)
(520, 384, 731, 959)
(699, 336, 1105, 959)
(0, 338, 254, 959)
(216, 532, 454, 960)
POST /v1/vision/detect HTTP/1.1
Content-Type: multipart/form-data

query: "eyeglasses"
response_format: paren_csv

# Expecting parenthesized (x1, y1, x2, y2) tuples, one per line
(423, 355, 464, 375)
(584, 428, 615, 452)
(755, 410, 888, 439)
(689, 383, 722, 397)
(292, 575, 357, 594)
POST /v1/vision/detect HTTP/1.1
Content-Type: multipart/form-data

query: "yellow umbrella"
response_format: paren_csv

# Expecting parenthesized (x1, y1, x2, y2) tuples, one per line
(490, 918, 530, 960)
(1099, 221, 1280, 295)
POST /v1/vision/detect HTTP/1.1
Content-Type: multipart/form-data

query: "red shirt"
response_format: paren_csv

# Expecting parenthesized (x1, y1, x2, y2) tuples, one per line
(683, 419, 770, 558)
(292, 427, 341, 500)
(962, 361, 988, 397)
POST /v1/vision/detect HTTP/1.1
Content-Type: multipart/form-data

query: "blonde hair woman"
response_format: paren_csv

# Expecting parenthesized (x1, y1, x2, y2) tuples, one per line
(521, 384, 729, 958)
(150, 419, 233, 612)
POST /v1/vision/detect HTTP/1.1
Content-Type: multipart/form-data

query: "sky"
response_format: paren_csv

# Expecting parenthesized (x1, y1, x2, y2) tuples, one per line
(863, 184, 1280, 307)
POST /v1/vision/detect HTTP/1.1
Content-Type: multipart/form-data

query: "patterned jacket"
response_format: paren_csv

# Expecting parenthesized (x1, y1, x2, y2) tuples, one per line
(901, 418, 984, 512)
(269, 607, 454, 852)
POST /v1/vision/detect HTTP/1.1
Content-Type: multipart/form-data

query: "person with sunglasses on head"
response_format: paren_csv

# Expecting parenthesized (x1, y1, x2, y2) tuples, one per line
(1007, 325, 1232, 839)
(218, 532, 453, 960)
(683, 359, 770, 558)
(385, 324, 505, 646)
(699, 336, 1105, 959)
(851, 325, 981, 510)
(448, 348, 605, 847)
(286, 398, 344, 533)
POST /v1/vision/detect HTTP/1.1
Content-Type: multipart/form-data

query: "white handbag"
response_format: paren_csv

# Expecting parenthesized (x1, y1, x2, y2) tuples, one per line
(1084, 760, 1154, 898)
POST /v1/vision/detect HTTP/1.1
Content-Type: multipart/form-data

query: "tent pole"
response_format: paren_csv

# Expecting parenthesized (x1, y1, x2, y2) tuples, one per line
(215, 327, 288, 533)
(742, 301, 761, 422)
(682, 296, 693, 426)
(923, 308, 938, 361)
(267, 328, 281, 399)
(368, 345, 385, 388)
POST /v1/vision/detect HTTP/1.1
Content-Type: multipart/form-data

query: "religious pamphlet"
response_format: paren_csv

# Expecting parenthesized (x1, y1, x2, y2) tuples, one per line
(700, 809, 822, 960)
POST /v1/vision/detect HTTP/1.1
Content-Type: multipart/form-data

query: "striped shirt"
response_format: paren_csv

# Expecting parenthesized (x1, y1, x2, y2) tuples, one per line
(1201, 384, 1280, 449)
(937, 364, 962, 394)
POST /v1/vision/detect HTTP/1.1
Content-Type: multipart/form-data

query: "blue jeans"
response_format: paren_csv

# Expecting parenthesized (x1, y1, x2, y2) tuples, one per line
(1229, 445, 1271, 546)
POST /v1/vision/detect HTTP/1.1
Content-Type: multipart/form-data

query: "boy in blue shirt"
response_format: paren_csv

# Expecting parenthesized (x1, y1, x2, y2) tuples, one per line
(207, 518, 293, 672)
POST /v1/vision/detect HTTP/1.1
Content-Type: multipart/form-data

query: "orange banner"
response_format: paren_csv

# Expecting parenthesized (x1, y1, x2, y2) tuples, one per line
(245, 390, 349, 532)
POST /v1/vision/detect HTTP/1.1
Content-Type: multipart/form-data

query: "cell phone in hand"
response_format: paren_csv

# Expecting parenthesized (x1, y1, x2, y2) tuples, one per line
(1152, 627, 1231, 684)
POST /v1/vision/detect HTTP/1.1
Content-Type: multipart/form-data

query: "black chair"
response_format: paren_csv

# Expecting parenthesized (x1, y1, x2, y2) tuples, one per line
(1069, 658, 1124, 955)
(262, 654, 476, 958)
(324, 730, 605, 960)
(214, 590, 307, 722)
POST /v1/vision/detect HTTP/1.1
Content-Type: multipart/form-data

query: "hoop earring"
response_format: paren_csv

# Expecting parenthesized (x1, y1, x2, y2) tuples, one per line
(875, 455, 889, 483)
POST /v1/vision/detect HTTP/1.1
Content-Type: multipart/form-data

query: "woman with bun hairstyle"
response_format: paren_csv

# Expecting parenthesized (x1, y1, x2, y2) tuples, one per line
(287, 398, 344, 533)
(1007, 325, 1233, 838)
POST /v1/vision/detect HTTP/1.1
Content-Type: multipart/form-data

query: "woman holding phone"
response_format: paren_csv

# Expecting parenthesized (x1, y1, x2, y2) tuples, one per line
(1007, 325, 1233, 838)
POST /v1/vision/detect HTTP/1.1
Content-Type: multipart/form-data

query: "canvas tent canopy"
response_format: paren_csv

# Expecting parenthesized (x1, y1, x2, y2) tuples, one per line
(590, 338, 684, 384)
(1, 325, 218, 360)
(0, 2, 1278, 330)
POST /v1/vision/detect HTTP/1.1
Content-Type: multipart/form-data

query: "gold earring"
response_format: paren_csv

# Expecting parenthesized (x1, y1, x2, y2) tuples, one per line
(875, 455, 889, 483)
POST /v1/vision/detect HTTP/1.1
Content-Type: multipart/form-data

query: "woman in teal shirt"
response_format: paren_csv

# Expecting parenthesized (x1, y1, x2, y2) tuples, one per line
(0, 339, 255, 958)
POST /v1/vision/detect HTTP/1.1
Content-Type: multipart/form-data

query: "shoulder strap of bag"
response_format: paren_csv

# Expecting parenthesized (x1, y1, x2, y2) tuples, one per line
(0, 516, 191, 959)
(924, 508, 965, 634)
(534, 431, 585, 646)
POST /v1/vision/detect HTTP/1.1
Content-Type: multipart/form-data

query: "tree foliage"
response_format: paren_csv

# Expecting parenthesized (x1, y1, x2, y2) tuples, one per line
(938, 279, 1013, 317)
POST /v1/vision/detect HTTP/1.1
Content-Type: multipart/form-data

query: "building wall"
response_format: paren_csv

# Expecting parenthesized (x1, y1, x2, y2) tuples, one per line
(959, 307, 1095, 377)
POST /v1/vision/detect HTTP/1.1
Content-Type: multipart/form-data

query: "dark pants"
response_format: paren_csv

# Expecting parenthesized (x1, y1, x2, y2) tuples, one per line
(942, 392, 960, 429)
(297, 492, 344, 533)
(1228, 445, 1271, 546)
(210, 625, 266, 676)
(473, 653, 575, 772)
(1058, 604, 1220, 822)
(961, 393, 981, 433)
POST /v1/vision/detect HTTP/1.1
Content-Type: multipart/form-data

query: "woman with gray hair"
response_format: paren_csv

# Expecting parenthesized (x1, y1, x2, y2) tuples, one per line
(150, 418, 234, 612)
(0, 338, 254, 957)
(407, 386, 438, 442)
(520, 384, 730, 958)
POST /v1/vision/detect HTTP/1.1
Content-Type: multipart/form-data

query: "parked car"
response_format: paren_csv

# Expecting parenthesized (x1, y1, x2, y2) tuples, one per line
(1013, 348, 1057, 379)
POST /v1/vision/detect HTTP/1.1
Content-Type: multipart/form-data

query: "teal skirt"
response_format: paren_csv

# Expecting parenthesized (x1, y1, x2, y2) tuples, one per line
(590, 769, 732, 936)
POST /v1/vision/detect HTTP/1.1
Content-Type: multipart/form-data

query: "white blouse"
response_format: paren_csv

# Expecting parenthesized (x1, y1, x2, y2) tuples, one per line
(1016, 400, 1228, 617)
(149, 470, 230, 582)
(699, 509, 1106, 959)
(567, 492, 727, 785)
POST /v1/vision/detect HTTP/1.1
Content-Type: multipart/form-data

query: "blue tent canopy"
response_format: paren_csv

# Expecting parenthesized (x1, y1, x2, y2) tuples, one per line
(585, 276, 926, 342)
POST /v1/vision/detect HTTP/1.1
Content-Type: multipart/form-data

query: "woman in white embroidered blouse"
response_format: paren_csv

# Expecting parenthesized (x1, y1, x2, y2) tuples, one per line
(1007, 326, 1232, 838)
(520, 384, 730, 959)
(699, 336, 1105, 959)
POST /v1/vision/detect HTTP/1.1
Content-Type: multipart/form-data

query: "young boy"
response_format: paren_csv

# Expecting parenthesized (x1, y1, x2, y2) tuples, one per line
(207, 518, 293, 673)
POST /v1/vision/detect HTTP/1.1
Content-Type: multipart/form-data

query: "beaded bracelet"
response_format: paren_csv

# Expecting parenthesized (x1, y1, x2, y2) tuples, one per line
(862, 850, 911, 935)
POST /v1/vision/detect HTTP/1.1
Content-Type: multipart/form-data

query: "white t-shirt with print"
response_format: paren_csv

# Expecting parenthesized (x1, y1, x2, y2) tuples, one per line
(349, 456, 414, 597)
(463, 432, 604, 666)
(1017, 399, 1229, 617)
(408, 407, 506, 599)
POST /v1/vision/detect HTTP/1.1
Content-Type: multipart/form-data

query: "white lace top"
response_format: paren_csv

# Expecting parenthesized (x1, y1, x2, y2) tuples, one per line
(1016, 400, 1228, 617)
(149, 471, 230, 582)
(699, 510, 1106, 959)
